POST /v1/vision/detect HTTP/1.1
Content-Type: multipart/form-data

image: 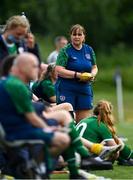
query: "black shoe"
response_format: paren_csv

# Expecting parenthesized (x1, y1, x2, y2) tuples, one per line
(69, 173, 87, 179)
(80, 156, 113, 170)
(118, 159, 133, 166)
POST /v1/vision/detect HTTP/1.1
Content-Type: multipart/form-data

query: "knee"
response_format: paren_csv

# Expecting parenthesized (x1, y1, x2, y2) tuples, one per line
(60, 110, 72, 124)
(52, 132, 70, 150)
(62, 133, 70, 148)
(62, 103, 73, 111)
(51, 110, 72, 126)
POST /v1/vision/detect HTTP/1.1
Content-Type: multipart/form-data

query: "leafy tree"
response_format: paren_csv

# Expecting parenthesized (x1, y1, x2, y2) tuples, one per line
(0, 0, 133, 51)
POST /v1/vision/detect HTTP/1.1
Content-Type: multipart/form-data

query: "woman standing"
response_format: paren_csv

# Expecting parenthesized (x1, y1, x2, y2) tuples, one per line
(55, 24, 98, 123)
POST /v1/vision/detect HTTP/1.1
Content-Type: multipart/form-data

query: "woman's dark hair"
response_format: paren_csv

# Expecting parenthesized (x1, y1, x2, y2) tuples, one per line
(0, 55, 17, 77)
(44, 63, 56, 80)
(39, 63, 56, 81)
(70, 24, 86, 36)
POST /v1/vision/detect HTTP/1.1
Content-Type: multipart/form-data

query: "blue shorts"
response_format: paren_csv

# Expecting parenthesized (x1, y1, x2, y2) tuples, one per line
(45, 118, 59, 126)
(32, 101, 45, 116)
(57, 88, 93, 110)
(32, 102, 59, 126)
(6, 128, 54, 145)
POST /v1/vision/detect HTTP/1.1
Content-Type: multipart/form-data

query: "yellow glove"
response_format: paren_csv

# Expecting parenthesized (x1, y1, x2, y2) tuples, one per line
(79, 72, 92, 82)
(90, 143, 103, 155)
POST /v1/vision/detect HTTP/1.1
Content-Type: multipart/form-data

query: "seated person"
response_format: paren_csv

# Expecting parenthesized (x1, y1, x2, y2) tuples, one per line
(25, 32, 42, 65)
(0, 54, 17, 77)
(0, 53, 70, 176)
(32, 63, 75, 118)
(76, 100, 133, 166)
(32, 63, 57, 103)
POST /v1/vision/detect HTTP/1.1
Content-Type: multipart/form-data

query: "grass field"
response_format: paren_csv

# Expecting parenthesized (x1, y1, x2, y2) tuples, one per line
(51, 90, 133, 179)
(51, 122, 133, 179)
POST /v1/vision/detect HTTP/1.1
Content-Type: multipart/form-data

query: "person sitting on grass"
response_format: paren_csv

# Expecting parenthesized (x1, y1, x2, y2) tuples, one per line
(76, 100, 133, 166)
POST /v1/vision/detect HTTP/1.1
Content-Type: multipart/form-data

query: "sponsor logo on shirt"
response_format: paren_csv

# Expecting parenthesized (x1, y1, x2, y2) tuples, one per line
(60, 95, 66, 101)
(85, 54, 91, 59)
(72, 56, 77, 60)
(91, 102, 93, 107)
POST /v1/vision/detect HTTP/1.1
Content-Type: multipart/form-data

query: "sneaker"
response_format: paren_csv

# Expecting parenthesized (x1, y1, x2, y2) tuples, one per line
(81, 156, 113, 170)
(99, 144, 122, 161)
(118, 158, 133, 166)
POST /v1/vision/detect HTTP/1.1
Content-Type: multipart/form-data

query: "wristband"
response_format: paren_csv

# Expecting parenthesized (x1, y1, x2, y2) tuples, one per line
(74, 71, 77, 79)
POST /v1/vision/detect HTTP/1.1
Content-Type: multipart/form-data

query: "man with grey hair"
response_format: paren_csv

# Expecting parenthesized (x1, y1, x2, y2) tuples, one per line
(47, 36, 68, 64)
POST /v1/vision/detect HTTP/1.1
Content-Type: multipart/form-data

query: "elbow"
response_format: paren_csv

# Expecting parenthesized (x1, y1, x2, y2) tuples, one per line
(93, 65, 98, 75)
(94, 65, 98, 72)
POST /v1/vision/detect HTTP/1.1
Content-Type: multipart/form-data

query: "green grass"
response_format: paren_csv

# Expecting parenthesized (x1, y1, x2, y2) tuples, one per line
(93, 90, 133, 122)
(51, 122, 133, 179)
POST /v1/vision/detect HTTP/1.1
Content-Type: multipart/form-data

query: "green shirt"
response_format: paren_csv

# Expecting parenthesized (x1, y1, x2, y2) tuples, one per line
(76, 116, 112, 143)
(32, 79, 55, 102)
(7, 43, 17, 55)
(5, 75, 34, 114)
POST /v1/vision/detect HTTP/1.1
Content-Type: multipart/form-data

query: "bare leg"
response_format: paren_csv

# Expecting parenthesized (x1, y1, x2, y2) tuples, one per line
(43, 110, 72, 126)
(50, 131, 70, 156)
(75, 109, 92, 123)
(52, 103, 73, 112)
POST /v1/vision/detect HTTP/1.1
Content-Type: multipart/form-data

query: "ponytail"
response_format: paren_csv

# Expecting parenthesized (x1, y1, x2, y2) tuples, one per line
(94, 100, 120, 144)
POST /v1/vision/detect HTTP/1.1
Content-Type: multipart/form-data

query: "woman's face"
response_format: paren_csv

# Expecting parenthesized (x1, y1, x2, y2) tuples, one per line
(71, 28, 85, 47)
(9, 26, 27, 40)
